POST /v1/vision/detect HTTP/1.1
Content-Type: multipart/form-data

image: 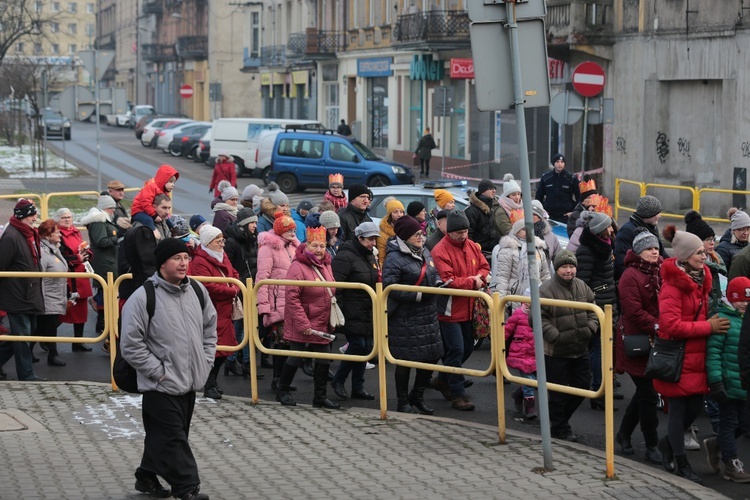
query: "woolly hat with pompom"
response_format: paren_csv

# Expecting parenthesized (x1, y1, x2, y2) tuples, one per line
(266, 182, 289, 207)
(684, 210, 714, 241)
(632, 227, 660, 255)
(502, 173, 521, 198)
(663, 224, 703, 262)
(273, 211, 296, 236)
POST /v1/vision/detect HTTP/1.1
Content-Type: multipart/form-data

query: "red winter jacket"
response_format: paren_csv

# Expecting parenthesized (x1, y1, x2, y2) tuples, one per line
(283, 245, 334, 345)
(431, 235, 490, 323)
(131, 165, 179, 218)
(209, 159, 237, 198)
(188, 246, 240, 357)
(615, 250, 662, 377)
(653, 257, 713, 398)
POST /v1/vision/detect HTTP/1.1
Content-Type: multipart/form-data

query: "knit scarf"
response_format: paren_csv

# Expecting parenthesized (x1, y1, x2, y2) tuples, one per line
(676, 260, 705, 288)
(8, 217, 41, 266)
(627, 255, 662, 293)
(201, 245, 225, 262)
(533, 220, 546, 239)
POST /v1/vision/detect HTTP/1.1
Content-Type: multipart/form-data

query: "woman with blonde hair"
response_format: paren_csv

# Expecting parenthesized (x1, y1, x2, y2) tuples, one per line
(376, 197, 405, 266)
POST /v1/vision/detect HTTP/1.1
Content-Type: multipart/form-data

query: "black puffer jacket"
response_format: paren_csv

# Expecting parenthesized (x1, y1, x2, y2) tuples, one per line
(224, 221, 258, 282)
(575, 227, 617, 308)
(463, 191, 498, 254)
(382, 238, 444, 362)
(331, 239, 379, 337)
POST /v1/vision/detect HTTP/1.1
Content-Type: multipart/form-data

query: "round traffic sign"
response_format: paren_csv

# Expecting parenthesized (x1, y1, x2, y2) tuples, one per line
(572, 61, 605, 97)
(179, 84, 194, 99)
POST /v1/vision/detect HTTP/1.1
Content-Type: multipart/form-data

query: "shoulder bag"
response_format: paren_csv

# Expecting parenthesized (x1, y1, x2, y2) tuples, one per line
(313, 267, 345, 329)
(621, 324, 653, 358)
(644, 300, 701, 382)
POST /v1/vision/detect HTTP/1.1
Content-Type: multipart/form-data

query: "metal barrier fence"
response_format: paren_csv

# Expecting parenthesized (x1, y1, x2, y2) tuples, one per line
(615, 177, 750, 223)
(0, 271, 616, 477)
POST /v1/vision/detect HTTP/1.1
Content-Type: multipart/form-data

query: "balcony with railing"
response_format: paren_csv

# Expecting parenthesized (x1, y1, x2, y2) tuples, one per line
(394, 10, 470, 50)
(143, 0, 163, 16)
(546, 0, 615, 49)
(260, 45, 287, 67)
(176, 36, 207, 59)
(287, 29, 347, 60)
(142, 43, 176, 62)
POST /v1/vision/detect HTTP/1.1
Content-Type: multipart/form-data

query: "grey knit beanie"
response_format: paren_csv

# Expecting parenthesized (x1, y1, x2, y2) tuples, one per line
(587, 212, 612, 235)
(635, 195, 662, 219)
(632, 228, 659, 255)
(731, 210, 750, 230)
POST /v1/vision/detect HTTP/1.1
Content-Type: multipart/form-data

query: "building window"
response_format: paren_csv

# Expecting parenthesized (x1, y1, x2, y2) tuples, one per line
(85, 24, 94, 36)
(52, 2, 60, 11)
(51, 22, 59, 33)
(69, 2, 77, 13)
(34, 1, 43, 12)
(250, 12, 260, 58)
(86, 2, 94, 13)
(15, 43, 24, 53)
(34, 42, 42, 54)
(368, 77, 389, 149)
(68, 23, 77, 34)
(69, 44, 77, 54)
(52, 43, 60, 54)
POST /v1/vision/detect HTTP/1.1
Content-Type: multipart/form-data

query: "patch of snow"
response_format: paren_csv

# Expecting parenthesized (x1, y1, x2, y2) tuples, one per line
(0, 145, 79, 178)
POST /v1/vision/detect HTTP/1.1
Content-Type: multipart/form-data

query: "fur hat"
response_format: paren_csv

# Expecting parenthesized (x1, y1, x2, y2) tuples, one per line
(635, 195, 662, 219)
(394, 216, 422, 241)
(14, 199, 37, 219)
(221, 185, 239, 201)
(97, 195, 116, 210)
(663, 224, 703, 262)
(434, 189, 454, 209)
(502, 173, 521, 198)
(199, 225, 222, 247)
(477, 179, 496, 196)
(587, 212, 612, 235)
(154, 238, 190, 269)
(726, 277, 750, 303)
(273, 211, 296, 236)
(446, 209, 470, 233)
(684, 211, 714, 241)
(319, 211, 341, 229)
(407, 201, 426, 218)
(553, 250, 577, 270)
(266, 182, 289, 206)
(731, 210, 750, 230)
(632, 227, 659, 255)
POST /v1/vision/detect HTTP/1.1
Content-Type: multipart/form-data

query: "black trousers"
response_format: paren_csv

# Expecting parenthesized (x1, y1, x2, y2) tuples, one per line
(139, 391, 199, 497)
(545, 354, 591, 437)
(618, 373, 659, 447)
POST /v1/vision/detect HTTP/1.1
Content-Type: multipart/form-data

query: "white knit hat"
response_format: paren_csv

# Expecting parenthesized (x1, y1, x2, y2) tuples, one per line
(502, 174, 521, 198)
(199, 225, 222, 247)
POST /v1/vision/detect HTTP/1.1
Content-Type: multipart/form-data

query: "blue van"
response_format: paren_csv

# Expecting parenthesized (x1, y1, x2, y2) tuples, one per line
(268, 130, 415, 192)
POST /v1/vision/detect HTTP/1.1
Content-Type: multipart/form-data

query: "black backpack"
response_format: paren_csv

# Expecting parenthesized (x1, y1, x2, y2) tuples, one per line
(113, 279, 205, 393)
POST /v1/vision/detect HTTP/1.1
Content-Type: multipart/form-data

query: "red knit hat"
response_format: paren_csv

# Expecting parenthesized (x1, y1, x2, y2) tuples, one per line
(273, 211, 296, 236)
(726, 277, 750, 303)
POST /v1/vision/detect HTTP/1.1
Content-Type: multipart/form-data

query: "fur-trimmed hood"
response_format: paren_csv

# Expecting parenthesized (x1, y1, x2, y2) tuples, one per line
(468, 189, 493, 214)
(80, 207, 110, 225)
(660, 257, 713, 295)
(497, 233, 547, 251)
(260, 197, 279, 218)
(258, 230, 299, 251)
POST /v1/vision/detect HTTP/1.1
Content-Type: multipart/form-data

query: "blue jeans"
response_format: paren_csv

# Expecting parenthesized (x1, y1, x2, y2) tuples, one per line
(132, 211, 156, 231)
(333, 334, 373, 391)
(229, 319, 248, 365)
(437, 321, 474, 398)
(0, 313, 37, 380)
(717, 399, 749, 462)
(589, 331, 601, 390)
(511, 369, 537, 398)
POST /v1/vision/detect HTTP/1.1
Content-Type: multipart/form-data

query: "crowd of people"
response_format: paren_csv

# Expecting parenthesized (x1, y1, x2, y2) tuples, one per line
(0, 151, 749, 496)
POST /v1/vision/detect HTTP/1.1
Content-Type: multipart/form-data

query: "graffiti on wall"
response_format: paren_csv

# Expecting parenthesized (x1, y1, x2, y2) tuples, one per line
(656, 132, 669, 163)
(677, 138, 691, 158)
(616, 136, 627, 155)
(741, 142, 750, 158)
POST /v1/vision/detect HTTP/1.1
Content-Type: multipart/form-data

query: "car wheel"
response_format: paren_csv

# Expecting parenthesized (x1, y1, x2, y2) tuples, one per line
(190, 146, 200, 160)
(276, 173, 298, 193)
(262, 167, 271, 186)
(235, 159, 246, 178)
(169, 144, 182, 157)
(141, 138, 151, 147)
(367, 174, 391, 188)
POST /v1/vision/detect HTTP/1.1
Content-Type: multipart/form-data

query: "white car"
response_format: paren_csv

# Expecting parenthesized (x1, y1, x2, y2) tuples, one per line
(156, 121, 209, 152)
(140, 118, 192, 147)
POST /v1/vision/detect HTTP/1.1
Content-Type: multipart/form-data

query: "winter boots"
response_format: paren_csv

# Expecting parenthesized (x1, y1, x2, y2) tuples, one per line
(276, 363, 298, 406)
(395, 369, 417, 413)
(408, 369, 434, 415)
(312, 363, 340, 409)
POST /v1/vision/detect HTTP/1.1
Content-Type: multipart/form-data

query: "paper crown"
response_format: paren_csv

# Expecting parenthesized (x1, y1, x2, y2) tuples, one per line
(509, 209, 525, 224)
(329, 173, 344, 186)
(580, 178, 597, 194)
(588, 194, 613, 217)
(306, 225, 327, 244)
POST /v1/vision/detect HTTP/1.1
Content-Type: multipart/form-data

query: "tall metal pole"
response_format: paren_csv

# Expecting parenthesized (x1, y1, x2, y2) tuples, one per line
(441, 87, 447, 178)
(505, 0, 554, 470)
(42, 70, 48, 193)
(95, 49, 102, 192)
(581, 96, 589, 176)
(59, 111, 67, 172)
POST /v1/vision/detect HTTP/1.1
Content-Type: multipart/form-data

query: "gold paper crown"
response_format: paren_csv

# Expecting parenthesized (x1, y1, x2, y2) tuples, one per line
(509, 209, 525, 224)
(306, 225, 327, 244)
(329, 173, 344, 186)
(588, 194, 613, 217)
(580, 178, 597, 194)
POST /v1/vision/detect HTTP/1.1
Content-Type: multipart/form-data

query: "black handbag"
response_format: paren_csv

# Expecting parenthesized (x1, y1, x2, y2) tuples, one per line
(643, 337, 685, 382)
(623, 334, 653, 358)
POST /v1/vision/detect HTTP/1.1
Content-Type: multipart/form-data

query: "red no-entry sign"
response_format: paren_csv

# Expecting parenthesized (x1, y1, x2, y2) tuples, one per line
(572, 62, 605, 97)
(179, 84, 194, 99)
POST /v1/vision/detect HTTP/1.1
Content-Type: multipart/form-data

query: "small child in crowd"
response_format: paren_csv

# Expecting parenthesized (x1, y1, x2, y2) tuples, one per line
(130, 164, 179, 238)
(324, 173, 347, 211)
(504, 290, 537, 420)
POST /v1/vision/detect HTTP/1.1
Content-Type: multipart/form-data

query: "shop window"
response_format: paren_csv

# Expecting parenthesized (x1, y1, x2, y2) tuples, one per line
(368, 77, 388, 149)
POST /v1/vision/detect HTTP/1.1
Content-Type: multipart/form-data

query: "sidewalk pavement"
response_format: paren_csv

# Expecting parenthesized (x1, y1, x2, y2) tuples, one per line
(0, 382, 728, 500)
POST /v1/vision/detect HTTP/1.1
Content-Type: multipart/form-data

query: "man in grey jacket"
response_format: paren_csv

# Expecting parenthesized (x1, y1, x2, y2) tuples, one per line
(538, 250, 598, 442)
(121, 238, 217, 500)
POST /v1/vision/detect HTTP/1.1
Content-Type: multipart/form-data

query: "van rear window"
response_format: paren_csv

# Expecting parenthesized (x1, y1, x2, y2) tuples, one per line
(278, 138, 324, 159)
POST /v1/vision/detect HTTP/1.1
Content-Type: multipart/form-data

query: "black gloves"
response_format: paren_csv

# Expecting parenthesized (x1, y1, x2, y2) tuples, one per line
(709, 382, 729, 404)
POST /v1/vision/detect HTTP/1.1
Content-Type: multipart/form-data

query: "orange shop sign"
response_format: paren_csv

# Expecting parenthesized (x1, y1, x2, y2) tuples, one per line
(450, 58, 474, 79)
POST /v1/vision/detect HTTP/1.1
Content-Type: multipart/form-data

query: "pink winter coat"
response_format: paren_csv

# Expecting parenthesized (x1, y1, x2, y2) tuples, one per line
(283, 244, 334, 345)
(504, 307, 536, 374)
(256, 231, 300, 327)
